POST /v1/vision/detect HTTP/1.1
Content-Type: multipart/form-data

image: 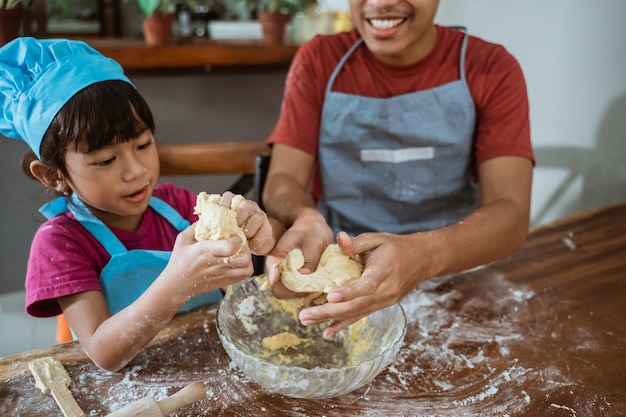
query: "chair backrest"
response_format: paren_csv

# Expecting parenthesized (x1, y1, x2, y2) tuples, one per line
(158, 141, 271, 275)
(254, 153, 271, 210)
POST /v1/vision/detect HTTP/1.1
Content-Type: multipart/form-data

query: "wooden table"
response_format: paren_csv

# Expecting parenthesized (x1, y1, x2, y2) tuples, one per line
(1, 203, 625, 416)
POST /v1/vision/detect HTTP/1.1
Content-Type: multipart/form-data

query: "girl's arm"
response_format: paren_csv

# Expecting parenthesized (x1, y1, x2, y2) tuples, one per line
(59, 227, 253, 372)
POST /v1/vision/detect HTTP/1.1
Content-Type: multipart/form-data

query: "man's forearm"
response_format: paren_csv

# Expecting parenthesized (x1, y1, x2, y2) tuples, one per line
(414, 196, 530, 279)
(263, 171, 315, 227)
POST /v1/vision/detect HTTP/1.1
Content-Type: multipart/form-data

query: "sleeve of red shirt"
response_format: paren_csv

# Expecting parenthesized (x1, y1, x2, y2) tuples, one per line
(267, 35, 335, 157)
(466, 37, 534, 167)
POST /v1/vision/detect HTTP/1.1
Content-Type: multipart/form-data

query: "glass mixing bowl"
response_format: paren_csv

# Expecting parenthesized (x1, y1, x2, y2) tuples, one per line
(216, 276, 407, 398)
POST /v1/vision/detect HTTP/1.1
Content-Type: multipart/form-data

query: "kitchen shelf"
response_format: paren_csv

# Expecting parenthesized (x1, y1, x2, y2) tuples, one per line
(85, 38, 299, 72)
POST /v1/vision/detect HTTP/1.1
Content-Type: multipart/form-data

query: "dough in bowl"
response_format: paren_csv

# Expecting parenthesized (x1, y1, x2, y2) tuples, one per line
(194, 192, 246, 244)
(279, 244, 364, 293)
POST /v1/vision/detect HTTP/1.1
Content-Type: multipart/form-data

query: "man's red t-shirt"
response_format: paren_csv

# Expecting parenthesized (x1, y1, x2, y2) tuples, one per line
(268, 26, 533, 204)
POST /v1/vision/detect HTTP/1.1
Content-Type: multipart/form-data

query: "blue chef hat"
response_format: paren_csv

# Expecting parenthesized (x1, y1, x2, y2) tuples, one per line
(0, 37, 132, 159)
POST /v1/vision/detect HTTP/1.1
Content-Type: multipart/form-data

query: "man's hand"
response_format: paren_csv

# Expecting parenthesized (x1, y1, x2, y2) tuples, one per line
(267, 207, 333, 298)
(298, 231, 428, 338)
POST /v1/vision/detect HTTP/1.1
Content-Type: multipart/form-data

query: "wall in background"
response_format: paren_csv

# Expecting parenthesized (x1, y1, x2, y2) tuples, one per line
(436, 0, 626, 226)
(2, 1, 626, 292)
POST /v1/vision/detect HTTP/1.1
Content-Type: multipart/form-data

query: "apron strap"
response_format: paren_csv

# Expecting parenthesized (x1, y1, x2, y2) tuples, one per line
(458, 28, 469, 83)
(149, 196, 191, 232)
(39, 194, 191, 255)
(325, 38, 363, 96)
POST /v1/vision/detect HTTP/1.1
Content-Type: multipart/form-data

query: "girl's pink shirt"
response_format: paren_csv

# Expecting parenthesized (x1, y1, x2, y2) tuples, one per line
(25, 182, 197, 317)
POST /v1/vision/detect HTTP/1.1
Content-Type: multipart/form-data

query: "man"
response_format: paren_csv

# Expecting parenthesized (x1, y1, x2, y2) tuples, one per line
(262, 0, 533, 338)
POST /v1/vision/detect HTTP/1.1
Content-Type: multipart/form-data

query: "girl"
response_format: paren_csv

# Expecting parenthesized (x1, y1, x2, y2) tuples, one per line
(0, 38, 275, 371)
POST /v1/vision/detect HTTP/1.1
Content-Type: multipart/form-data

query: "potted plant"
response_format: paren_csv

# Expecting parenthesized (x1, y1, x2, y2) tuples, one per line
(239, 0, 316, 44)
(126, 0, 177, 46)
(0, 0, 30, 46)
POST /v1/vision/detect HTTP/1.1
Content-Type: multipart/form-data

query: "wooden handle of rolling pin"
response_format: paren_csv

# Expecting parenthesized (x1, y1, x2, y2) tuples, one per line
(105, 381, 206, 417)
(158, 381, 206, 415)
(48, 381, 86, 417)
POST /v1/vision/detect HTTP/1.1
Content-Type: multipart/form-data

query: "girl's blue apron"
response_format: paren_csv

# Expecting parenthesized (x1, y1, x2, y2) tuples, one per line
(317, 30, 479, 236)
(40, 194, 223, 316)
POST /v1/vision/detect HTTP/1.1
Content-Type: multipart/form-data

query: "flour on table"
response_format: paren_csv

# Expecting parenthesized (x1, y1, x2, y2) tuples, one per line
(360, 272, 567, 416)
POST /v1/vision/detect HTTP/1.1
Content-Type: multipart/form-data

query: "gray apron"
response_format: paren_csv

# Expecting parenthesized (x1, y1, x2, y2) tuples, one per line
(317, 30, 479, 236)
(40, 194, 223, 316)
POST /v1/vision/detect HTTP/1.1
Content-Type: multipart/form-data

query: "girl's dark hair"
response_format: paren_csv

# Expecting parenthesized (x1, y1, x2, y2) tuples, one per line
(22, 80, 155, 178)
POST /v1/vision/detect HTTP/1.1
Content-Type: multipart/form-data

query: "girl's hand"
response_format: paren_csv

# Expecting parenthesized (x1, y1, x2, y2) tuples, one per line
(165, 226, 254, 298)
(220, 192, 275, 256)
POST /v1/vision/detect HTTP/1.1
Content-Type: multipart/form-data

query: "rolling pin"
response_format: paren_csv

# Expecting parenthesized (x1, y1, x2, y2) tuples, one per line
(28, 356, 85, 417)
(106, 381, 206, 417)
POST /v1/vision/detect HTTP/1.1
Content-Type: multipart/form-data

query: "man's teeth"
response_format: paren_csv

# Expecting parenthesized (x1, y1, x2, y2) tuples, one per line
(370, 18, 404, 30)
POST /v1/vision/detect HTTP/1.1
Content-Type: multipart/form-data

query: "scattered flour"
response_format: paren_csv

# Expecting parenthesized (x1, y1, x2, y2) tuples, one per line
(344, 271, 570, 416)
(6, 269, 616, 417)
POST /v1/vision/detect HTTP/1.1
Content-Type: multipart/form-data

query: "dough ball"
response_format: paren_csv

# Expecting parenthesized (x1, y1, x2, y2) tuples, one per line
(194, 192, 247, 244)
(278, 244, 364, 293)
(262, 332, 313, 351)
(28, 357, 71, 394)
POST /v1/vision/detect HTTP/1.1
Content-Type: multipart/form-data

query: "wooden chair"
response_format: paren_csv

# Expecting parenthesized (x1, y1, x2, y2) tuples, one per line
(158, 141, 270, 201)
